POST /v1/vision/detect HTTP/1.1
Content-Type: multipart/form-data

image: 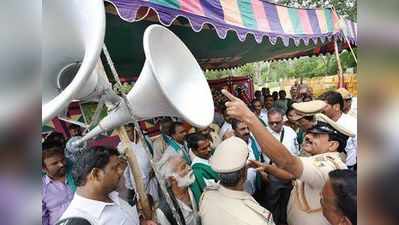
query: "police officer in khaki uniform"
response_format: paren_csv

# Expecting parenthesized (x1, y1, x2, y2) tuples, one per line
(199, 137, 275, 225)
(221, 90, 355, 225)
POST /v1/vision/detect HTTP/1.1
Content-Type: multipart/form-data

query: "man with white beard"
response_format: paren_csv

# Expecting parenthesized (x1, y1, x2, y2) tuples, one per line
(156, 151, 200, 225)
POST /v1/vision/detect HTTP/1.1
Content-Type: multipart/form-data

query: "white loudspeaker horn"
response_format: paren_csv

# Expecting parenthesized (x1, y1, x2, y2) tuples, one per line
(42, 0, 106, 124)
(77, 25, 214, 144)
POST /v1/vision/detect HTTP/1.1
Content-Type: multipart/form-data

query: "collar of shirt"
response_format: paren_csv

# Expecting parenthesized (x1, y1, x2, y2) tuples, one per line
(72, 191, 120, 219)
(43, 174, 67, 185)
(218, 184, 252, 200)
(317, 151, 341, 159)
(191, 156, 210, 166)
(267, 126, 281, 136)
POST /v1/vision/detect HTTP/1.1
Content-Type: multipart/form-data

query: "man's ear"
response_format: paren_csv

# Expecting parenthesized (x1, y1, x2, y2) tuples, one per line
(90, 168, 102, 182)
(328, 140, 340, 152)
(333, 103, 341, 112)
(339, 216, 352, 225)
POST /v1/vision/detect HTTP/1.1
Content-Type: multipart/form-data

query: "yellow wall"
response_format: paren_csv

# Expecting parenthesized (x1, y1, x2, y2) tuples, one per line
(278, 74, 358, 97)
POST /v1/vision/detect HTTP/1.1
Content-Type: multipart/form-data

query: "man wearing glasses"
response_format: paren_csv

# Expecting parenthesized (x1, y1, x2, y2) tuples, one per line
(267, 108, 300, 157)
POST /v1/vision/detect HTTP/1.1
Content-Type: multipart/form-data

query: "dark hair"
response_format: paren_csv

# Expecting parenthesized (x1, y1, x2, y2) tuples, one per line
(68, 124, 81, 130)
(42, 146, 64, 167)
(251, 99, 261, 105)
(329, 169, 357, 225)
(286, 105, 295, 117)
(231, 118, 244, 130)
(186, 133, 208, 150)
(267, 107, 284, 117)
(303, 115, 314, 122)
(168, 121, 184, 136)
(264, 95, 274, 101)
(328, 133, 348, 153)
(72, 146, 119, 186)
(43, 132, 66, 149)
(219, 169, 242, 187)
(320, 91, 344, 112)
(125, 123, 135, 129)
(159, 117, 174, 135)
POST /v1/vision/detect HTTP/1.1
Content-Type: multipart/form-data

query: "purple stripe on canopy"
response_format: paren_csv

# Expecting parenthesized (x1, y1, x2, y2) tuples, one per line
(199, 0, 224, 22)
(307, 9, 321, 36)
(263, 3, 283, 34)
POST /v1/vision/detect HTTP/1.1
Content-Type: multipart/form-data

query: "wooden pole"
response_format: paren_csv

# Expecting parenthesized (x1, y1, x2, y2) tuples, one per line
(116, 126, 153, 220)
(334, 39, 344, 88)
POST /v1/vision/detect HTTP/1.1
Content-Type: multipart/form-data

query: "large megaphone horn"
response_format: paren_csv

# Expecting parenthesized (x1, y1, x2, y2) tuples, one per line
(42, 0, 108, 124)
(76, 25, 214, 144)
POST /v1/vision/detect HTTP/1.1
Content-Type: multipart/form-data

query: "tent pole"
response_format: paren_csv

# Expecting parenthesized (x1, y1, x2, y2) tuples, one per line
(334, 39, 344, 88)
(332, 7, 357, 64)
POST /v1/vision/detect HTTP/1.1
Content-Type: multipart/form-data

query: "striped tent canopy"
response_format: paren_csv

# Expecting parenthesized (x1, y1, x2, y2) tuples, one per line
(107, 0, 357, 46)
(103, 0, 357, 76)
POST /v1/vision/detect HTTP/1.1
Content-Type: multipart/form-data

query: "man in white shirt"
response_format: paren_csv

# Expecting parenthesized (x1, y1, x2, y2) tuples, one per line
(118, 124, 159, 204)
(321, 91, 357, 170)
(231, 119, 264, 195)
(59, 146, 156, 225)
(266, 108, 300, 157)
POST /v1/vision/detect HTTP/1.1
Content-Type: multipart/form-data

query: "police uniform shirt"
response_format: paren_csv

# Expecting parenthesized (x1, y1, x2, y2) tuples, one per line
(287, 152, 347, 225)
(200, 184, 275, 225)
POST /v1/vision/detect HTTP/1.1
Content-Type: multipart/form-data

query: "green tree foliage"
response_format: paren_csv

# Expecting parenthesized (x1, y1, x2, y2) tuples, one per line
(205, 50, 357, 84)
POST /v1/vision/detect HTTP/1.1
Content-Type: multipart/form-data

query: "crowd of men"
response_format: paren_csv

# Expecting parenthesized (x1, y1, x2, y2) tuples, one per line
(42, 85, 357, 225)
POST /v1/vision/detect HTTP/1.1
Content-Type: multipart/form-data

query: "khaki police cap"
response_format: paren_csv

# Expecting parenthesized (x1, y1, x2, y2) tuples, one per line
(291, 100, 327, 120)
(210, 136, 249, 173)
(311, 113, 355, 137)
(336, 88, 352, 100)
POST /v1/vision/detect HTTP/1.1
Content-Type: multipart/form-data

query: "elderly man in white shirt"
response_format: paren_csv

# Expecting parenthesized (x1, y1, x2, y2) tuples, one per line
(59, 146, 156, 225)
